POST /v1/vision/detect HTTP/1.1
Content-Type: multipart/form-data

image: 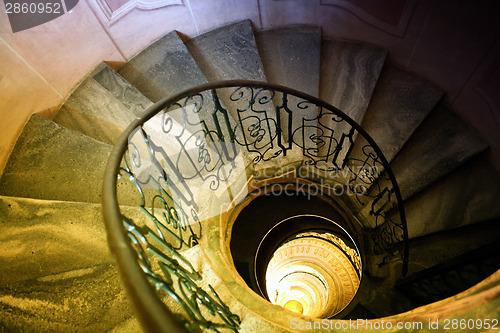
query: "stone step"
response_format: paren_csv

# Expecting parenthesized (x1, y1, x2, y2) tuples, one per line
(117, 31, 242, 179)
(118, 31, 209, 102)
(318, 39, 386, 168)
(392, 155, 500, 239)
(54, 63, 151, 145)
(0, 196, 111, 285)
(320, 39, 386, 126)
(255, 25, 321, 97)
(396, 242, 500, 306)
(185, 20, 287, 167)
(350, 63, 444, 164)
(185, 20, 266, 83)
(382, 105, 488, 200)
(255, 25, 321, 149)
(0, 262, 137, 332)
(358, 220, 500, 316)
(0, 115, 138, 205)
(407, 219, 500, 276)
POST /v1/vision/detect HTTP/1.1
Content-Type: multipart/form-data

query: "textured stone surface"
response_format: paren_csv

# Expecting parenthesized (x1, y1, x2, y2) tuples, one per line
(185, 19, 268, 122)
(408, 219, 500, 275)
(186, 20, 289, 166)
(0, 115, 112, 203)
(185, 20, 266, 83)
(255, 25, 321, 146)
(320, 39, 386, 124)
(92, 63, 151, 115)
(318, 39, 386, 167)
(54, 105, 125, 146)
(54, 63, 151, 145)
(54, 63, 151, 144)
(387, 105, 488, 200)
(119, 30, 245, 172)
(0, 196, 111, 285)
(351, 63, 444, 163)
(255, 25, 321, 97)
(118, 31, 208, 102)
(0, 115, 138, 205)
(397, 156, 500, 238)
(0, 263, 136, 332)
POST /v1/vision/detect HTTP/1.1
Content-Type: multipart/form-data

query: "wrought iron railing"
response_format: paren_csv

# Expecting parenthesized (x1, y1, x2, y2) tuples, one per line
(102, 81, 408, 332)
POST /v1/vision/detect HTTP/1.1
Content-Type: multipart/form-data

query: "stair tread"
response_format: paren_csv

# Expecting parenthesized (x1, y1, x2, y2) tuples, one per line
(254, 25, 321, 151)
(352, 63, 444, 163)
(389, 104, 488, 200)
(255, 25, 321, 97)
(118, 31, 209, 102)
(185, 20, 290, 167)
(0, 196, 111, 285)
(397, 242, 500, 306)
(399, 156, 500, 238)
(54, 63, 152, 145)
(316, 39, 386, 168)
(320, 38, 386, 124)
(0, 263, 136, 332)
(406, 220, 500, 275)
(0, 115, 112, 203)
(0, 194, 146, 283)
(185, 20, 267, 82)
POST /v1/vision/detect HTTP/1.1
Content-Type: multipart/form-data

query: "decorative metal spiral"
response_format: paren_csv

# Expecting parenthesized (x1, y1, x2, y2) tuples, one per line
(103, 81, 408, 333)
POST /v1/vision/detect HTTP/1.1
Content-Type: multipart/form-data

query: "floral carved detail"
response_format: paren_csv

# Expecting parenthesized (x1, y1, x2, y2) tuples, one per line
(94, 0, 182, 25)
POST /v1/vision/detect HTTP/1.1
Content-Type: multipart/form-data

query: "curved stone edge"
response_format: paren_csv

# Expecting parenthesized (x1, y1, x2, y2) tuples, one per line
(198, 185, 500, 332)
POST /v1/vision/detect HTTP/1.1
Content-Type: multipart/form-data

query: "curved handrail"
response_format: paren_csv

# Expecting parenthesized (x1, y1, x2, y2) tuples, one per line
(103, 80, 408, 332)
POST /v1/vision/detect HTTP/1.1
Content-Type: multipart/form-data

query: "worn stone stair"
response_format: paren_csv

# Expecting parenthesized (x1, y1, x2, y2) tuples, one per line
(318, 39, 387, 166)
(255, 25, 322, 164)
(255, 25, 321, 97)
(397, 154, 500, 238)
(377, 103, 488, 201)
(0, 262, 136, 332)
(0, 196, 112, 284)
(350, 63, 445, 164)
(185, 20, 266, 84)
(0, 196, 147, 331)
(0, 115, 112, 204)
(54, 62, 151, 145)
(185, 20, 284, 168)
(118, 31, 209, 102)
(1, 19, 499, 332)
(320, 38, 386, 129)
(0, 115, 139, 206)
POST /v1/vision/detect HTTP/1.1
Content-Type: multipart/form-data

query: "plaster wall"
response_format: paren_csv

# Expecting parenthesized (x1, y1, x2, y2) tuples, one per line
(1, 0, 499, 173)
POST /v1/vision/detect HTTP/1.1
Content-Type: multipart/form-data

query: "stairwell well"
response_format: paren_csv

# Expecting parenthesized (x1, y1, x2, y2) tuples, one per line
(0, 19, 499, 332)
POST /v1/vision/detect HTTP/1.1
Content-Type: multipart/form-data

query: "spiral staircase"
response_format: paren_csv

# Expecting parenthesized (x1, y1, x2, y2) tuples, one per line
(1, 20, 500, 332)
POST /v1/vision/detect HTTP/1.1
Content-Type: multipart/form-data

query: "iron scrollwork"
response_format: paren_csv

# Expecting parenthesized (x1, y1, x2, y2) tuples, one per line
(106, 81, 408, 332)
